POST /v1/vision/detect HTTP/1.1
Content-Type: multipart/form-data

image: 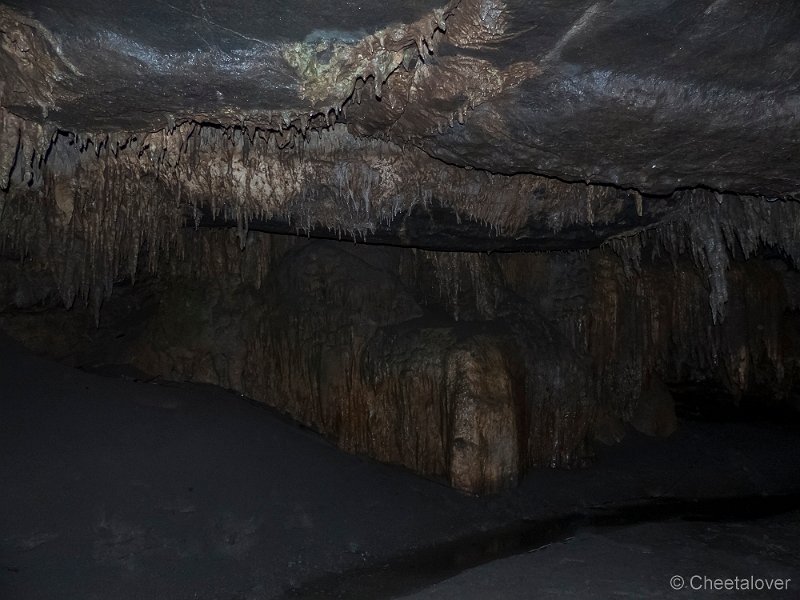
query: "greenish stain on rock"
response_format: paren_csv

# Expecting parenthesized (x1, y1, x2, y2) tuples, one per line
(282, 22, 421, 106)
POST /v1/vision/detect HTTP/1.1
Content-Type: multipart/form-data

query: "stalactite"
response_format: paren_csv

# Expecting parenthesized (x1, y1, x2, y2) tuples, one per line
(607, 191, 800, 323)
(2, 100, 800, 337)
(0, 141, 183, 319)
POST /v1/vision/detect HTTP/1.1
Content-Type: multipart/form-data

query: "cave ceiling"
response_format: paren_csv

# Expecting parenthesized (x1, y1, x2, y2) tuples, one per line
(4, 0, 799, 194)
(0, 0, 799, 267)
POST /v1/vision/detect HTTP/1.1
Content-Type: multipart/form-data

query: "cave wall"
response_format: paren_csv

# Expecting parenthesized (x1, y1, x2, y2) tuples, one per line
(2, 227, 796, 494)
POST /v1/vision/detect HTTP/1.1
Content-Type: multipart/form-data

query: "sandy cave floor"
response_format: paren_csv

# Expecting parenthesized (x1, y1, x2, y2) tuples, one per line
(1, 333, 799, 599)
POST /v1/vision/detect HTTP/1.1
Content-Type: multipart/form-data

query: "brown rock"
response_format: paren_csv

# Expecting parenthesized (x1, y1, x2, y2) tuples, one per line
(446, 337, 523, 494)
(632, 381, 678, 438)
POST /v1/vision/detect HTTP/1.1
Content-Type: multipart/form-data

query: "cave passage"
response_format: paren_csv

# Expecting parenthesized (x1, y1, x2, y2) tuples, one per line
(2, 0, 800, 597)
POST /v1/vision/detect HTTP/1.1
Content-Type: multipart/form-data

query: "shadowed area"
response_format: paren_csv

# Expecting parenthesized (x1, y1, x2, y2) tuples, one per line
(1, 334, 799, 598)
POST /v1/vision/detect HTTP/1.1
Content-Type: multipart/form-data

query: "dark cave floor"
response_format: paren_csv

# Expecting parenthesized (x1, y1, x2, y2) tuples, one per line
(1, 333, 799, 600)
(395, 512, 800, 600)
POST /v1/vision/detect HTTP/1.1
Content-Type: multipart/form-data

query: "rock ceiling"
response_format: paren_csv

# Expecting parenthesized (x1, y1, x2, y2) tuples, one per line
(0, 0, 799, 315)
(3, 0, 798, 194)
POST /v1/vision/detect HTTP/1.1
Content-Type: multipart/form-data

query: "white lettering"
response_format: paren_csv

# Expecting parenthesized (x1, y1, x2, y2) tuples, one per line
(684, 575, 791, 592)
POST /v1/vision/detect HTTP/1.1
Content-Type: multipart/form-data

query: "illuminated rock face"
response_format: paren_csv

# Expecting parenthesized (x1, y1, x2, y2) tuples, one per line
(1, 1, 799, 492)
(445, 338, 523, 493)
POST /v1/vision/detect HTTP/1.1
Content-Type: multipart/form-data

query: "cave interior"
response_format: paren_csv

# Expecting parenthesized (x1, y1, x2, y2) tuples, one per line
(1, 1, 799, 598)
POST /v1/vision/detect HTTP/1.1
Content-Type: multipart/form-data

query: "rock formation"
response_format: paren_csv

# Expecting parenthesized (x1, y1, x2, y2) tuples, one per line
(1, 0, 799, 493)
